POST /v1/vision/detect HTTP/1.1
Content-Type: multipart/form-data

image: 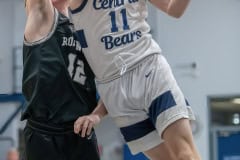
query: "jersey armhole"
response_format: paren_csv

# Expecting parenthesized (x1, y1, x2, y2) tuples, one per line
(24, 8, 59, 46)
(71, 0, 88, 14)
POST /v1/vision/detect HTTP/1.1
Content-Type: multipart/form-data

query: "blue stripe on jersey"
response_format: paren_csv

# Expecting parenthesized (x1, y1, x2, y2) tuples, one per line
(71, 0, 88, 14)
(76, 30, 88, 48)
(148, 91, 177, 125)
(120, 118, 155, 142)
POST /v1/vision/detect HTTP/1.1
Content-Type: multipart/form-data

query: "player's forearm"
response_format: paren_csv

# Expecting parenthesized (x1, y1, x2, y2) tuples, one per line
(149, 0, 190, 18)
(91, 99, 108, 119)
(167, 0, 190, 18)
(74, 100, 108, 136)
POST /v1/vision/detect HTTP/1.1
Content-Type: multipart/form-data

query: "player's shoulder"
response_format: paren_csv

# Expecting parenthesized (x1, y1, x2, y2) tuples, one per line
(24, 9, 59, 46)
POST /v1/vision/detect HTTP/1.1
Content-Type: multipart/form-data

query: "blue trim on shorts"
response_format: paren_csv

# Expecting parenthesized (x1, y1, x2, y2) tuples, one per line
(148, 90, 177, 125)
(120, 118, 155, 142)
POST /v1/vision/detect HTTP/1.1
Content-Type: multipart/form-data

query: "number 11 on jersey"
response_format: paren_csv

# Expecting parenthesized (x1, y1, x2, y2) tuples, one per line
(109, 8, 130, 33)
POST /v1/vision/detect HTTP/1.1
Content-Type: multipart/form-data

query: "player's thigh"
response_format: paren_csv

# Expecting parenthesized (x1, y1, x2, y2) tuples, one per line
(162, 118, 195, 153)
(143, 142, 175, 160)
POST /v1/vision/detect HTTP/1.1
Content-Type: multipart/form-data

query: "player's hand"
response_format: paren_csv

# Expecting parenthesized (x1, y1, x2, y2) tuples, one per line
(74, 114, 101, 138)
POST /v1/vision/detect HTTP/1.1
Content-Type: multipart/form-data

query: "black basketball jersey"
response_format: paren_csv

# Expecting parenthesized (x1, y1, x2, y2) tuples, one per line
(21, 9, 97, 125)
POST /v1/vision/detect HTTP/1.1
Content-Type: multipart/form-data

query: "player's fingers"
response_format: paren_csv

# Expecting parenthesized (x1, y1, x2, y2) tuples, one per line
(74, 118, 85, 134)
(74, 123, 81, 134)
(87, 122, 94, 136)
(81, 120, 90, 137)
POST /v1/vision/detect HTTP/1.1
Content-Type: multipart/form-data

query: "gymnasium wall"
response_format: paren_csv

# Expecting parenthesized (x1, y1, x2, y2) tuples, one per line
(0, 0, 21, 159)
(0, 0, 14, 94)
(149, 0, 240, 159)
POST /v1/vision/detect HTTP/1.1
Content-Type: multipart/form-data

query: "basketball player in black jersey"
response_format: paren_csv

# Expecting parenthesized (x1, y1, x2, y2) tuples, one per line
(21, 0, 107, 160)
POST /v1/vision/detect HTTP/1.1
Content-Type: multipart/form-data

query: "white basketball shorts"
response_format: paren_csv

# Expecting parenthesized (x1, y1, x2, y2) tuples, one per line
(96, 53, 195, 155)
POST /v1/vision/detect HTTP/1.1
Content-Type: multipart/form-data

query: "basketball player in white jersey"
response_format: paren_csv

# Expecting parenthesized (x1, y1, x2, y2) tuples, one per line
(70, 0, 201, 159)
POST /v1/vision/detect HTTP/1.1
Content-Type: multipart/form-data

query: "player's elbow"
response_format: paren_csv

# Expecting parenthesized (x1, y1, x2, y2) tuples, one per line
(167, 0, 190, 18)
(167, 10, 184, 19)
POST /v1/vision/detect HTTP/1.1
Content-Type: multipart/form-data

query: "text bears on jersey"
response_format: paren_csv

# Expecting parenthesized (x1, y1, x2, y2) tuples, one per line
(101, 30, 142, 50)
(93, 0, 139, 10)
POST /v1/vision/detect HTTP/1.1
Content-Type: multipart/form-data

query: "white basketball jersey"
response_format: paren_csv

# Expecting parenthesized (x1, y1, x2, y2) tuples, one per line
(71, 0, 162, 82)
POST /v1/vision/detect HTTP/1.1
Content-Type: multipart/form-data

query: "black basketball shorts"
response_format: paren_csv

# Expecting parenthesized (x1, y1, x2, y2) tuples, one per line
(21, 120, 100, 160)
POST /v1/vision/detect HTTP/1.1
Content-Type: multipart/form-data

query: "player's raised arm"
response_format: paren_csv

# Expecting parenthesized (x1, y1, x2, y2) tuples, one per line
(149, 0, 190, 18)
(24, 0, 54, 42)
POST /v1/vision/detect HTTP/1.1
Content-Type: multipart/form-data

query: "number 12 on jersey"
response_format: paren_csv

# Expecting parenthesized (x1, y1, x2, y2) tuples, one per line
(68, 53, 86, 85)
(109, 8, 130, 33)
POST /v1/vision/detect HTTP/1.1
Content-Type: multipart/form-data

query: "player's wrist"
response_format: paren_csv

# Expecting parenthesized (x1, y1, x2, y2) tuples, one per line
(89, 114, 101, 124)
